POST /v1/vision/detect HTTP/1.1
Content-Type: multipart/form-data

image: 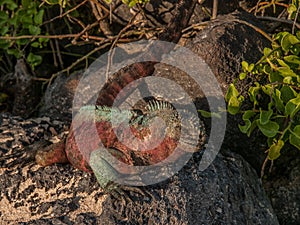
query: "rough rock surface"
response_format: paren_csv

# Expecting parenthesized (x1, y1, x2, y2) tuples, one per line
(39, 11, 272, 175)
(0, 113, 106, 224)
(0, 60, 40, 118)
(39, 70, 84, 123)
(24, 9, 299, 224)
(0, 113, 279, 224)
(184, 10, 272, 173)
(0, 6, 297, 225)
(263, 149, 300, 225)
(100, 150, 279, 225)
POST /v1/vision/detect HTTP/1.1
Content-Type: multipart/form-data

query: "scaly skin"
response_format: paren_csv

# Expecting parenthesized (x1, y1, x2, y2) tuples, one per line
(31, 100, 204, 191)
(34, 0, 199, 175)
(65, 101, 182, 170)
(0, 1, 200, 192)
(65, 100, 203, 190)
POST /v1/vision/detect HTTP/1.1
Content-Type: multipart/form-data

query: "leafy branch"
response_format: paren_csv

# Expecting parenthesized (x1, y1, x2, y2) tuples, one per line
(226, 31, 300, 170)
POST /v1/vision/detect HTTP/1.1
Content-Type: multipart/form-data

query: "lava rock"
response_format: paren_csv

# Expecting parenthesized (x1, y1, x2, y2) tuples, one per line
(99, 150, 279, 225)
(39, 70, 84, 123)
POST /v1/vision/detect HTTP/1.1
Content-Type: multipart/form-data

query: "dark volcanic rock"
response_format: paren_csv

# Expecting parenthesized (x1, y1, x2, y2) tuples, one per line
(263, 149, 300, 225)
(184, 10, 272, 173)
(0, 6, 295, 225)
(149, 11, 270, 174)
(0, 113, 105, 224)
(0, 60, 40, 118)
(39, 70, 84, 123)
(99, 150, 279, 225)
(0, 114, 279, 224)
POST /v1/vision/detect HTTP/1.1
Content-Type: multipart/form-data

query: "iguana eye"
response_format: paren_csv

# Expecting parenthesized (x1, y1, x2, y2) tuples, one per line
(130, 109, 144, 125)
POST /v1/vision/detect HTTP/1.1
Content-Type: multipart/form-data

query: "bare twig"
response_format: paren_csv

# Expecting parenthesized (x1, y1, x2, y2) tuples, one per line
(55, 38, 64, 69)
(212, 0, 218, 19)
(181, 18, 273, 42)
(256, 15, 300, 30)
(42, 0, 88, 26)
(105, 9, 142, 81)
(260, 155, 269, 178)
(0, 34, 85, 40)
(48, 43, 111, 86)
(292, 2, 300, 34)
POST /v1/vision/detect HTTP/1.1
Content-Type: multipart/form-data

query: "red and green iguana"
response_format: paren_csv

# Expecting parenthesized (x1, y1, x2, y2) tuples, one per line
(1, 0, 203, 193)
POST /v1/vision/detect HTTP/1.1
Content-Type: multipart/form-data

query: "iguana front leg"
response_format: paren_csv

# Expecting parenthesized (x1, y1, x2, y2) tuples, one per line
(89, 147, 150, 203)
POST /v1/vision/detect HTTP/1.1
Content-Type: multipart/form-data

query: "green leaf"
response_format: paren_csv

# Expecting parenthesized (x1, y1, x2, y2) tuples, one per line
(239, 72, 247, 80)
(285, 96, 300, 118)
(268, 140, 284, 160)
(198, 110, 211, 118)
(34, 9, 44, 25)
(0, 39, 10, 49)
(9, 14, 18, 27)
(16, 38, 29, 46)
(277, 58, 290, 68)
(257, 120, 280, 137)
(20, 14, 33, 26)
(247, 119, 258, 137)
(262, 84, 272, 95)
(273, 89, 285, 112)
(225, 84, 239, 102)
(281, 85, 297, 103)
(283, 76, 293, 84)
(21, 0, 31, 8)
(259, 109, 273, 125)
(239, 120, 251, 134)
(263, 64, 272, 75)
(243, 110, 256, 120)
(287, 4, 297, 15)
(277, 66, 298, 78)
(1, 0, 18, 10)
(263, 47, 272, 57)
(281, 33, 300, 52)
(0, 26, 9, 36)
(248, 83, 261, 106)
(0, 11, 9, 22)
(28, 25, 41, 35)
(26, 53, 42, 69)
(31, 41, 40, 48)
(284, 55, 300, 67)
(7, 48, 23, 58)
(289, 125, 300, 150)
(269, 71, 283, 82)
(228, 95, 244, 115)
(239, 110, 256, 134)
(296, 30, 300, 40)
(290, 44, 300, 55)
(275, 32, 288, 43)
(248, 63, 255, 72)
(242, 61, 249, 72)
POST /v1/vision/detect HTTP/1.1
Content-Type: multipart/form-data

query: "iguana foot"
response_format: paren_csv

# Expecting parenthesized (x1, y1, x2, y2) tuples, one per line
(109, 185, 154, 203)
(107, 185, 154, 215)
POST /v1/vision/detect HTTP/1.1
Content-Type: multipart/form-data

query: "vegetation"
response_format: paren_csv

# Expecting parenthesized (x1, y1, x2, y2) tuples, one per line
(0, 0, 47, 70)
(0, 0, 150, 73)
(107, 0, 149, 7)
(226, 0, 300, 171)
(0, 0, 299, 171)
